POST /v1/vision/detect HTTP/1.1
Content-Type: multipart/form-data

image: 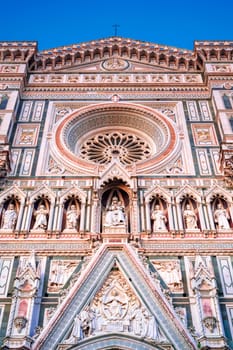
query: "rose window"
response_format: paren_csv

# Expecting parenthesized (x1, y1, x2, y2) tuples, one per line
(79, 132, 152, 165)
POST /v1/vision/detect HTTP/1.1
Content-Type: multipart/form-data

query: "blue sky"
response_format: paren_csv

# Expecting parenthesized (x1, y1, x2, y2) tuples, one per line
(1, 0, 233, 51)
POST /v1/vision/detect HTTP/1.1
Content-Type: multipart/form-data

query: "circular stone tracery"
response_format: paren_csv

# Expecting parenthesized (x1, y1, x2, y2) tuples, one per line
(80, 131, 152, 165)
(54, 103, 180, 174)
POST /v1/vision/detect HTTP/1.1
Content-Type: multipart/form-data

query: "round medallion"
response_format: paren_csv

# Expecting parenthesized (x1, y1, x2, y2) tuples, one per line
(102, 58, 129, 71)
(53, 103, 180, 174)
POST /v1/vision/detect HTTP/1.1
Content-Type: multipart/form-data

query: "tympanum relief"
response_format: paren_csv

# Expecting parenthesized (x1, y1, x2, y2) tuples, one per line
(63, 269, 166, 344)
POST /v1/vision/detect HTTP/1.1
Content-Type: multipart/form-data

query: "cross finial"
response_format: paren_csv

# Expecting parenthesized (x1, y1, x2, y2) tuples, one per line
(112, 24, 120, 36)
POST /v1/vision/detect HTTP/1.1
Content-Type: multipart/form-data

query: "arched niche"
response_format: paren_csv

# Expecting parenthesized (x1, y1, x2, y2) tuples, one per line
(0, 197, 19, 230)
(181, 197, 200, 230)
(62, 197, 81, 232)
(150, 196, 168, 232)
(100, 182, 131, 233)
(211, 196, 232, 230)
(30, 197, 50, 231)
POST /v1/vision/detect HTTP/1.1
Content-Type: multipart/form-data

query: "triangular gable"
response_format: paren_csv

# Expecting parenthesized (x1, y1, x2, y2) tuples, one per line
(56, 59, 177, 73)
(30, 37, 197, 73)
(32, 244, 197, 350)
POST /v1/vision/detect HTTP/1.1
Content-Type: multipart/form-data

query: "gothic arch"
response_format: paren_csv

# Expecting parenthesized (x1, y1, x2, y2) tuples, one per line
(0, 184, 26, 205)
(59, 186, 86, 205)
(175, 185, 201, 204)
(61, 333, 171, 350)
(98, 160, 133, 188)
(29, 184, 56, 205)
(205, 184, 232, 204)
(144, 185, 171, 204)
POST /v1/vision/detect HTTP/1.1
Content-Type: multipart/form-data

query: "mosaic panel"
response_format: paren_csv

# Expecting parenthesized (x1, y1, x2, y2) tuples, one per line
(0, 258, 13, 296)
(32, 101, 45, 122)
(199, 101, 212, 121)
(210, 149, 221, 175)
(196, 149, 212, 175)
(13, 124, 40, 147)
(19, 101, 33, 121)
(187, 101, 199, 121)
(19, 149, 35, 176)
(217, 257, 233, 295)
(191, 124, 218, 146)
(9, 149, 21, 176)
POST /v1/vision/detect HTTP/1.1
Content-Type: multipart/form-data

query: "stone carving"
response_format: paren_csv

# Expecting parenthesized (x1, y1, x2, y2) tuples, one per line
(14, 316, 27, 333)
(65, 204, 80, 230)
(102, 58, 128, 71)
(104, 196, 125, 227)
(152, 260, 183, 292)
(1, 203, 17, 230)
(33, 75, 46, 82)
(214, 203, 230, 229)
(203, 316, 217, 333)
(32, 204, 49, 230)
(151, 204, 167, 231)
(43, 307, 56, 326)
(48, 260, 77, 293)
(175, 307, 187, 326)
(183, 204, 198, 229)
(63, 270, 165, 344)
(67, 76, 80, 83)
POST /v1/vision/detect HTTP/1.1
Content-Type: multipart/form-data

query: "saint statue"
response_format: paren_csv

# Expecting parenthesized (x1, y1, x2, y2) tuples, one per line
(151, 204, 167, 231)
(1, 203, 17, 230)
(33, 204, 48, 230)
(214, 203, 230, 229)
(66, 204, 80, 230)
(183, 204, 198, 229)
(105, 196, 125, 226)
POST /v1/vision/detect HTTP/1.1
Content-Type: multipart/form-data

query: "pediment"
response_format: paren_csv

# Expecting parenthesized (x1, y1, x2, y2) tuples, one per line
(32, 244, 197, 350)
(56, 59, 177, 74)
(30, 37, 197, 73)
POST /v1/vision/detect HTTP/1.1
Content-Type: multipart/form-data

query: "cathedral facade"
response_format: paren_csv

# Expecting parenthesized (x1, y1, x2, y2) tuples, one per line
(0, 37, 233, 350)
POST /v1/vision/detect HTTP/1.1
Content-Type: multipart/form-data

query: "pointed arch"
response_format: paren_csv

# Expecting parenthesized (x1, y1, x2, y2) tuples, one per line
(29, 184, 56, 204)
(32, 244, 196, 350)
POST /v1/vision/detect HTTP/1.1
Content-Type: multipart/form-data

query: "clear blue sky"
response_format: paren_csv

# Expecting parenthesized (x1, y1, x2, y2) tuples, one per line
(1, 0, 233, 51)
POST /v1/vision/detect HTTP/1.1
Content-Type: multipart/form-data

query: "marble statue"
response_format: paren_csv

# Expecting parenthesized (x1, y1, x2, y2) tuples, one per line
(66, 204, 80, 229)
(33, 204, 48, 230)
(64, 308, 93, 344)
(151, 204, 167, 231)
(105, 196, 125, 226)
(183, 204, 198, 229)
(1, 203, 17, 230)
(214, 203, 230, 229)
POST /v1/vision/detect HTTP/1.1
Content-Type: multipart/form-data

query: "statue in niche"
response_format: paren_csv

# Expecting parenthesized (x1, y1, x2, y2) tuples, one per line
(104, 196, 125, 226)
(66, 203, 80, 230)
(151, 204, 167, 231)
(214, 203, 230, 229)
(183, 204, 198, 229)
(1, 202, 17, 230)
(33, 203, 49, 230)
